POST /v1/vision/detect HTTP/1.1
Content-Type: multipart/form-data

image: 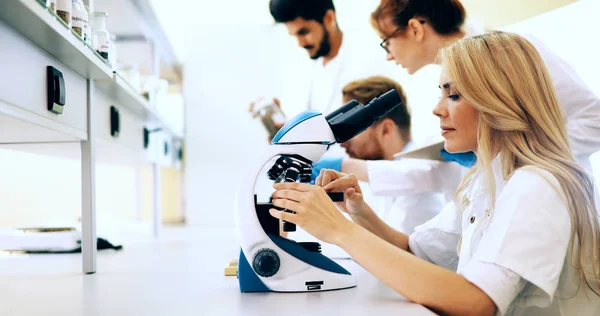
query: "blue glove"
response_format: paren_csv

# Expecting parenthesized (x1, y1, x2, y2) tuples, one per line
(440, 149, 477, 167)
(310, 157, 343, 183)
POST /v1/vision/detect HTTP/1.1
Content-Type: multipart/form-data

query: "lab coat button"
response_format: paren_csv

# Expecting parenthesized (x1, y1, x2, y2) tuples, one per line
(470, 216, 476, 223)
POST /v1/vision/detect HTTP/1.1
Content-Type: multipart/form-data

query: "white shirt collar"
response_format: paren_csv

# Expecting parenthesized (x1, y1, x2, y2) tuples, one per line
(316, 33, 349, 68)
(465, 156, 506, 204)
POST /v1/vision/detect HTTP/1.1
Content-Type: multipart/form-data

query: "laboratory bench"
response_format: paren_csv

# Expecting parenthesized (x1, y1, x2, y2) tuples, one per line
(0, 226, 435, 316)
(0, 0, 184, 274)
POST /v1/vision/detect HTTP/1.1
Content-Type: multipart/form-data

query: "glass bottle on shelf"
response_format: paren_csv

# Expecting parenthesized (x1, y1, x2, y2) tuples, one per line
(56, 0, 72, 26)
(46, 0, 57, 13)
(84, 5, 91, 45)
(71, 0, 88, 41)
(92, 12, 111, 63)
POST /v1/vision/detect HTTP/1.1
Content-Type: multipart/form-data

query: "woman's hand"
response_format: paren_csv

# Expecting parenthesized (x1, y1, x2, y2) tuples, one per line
(270, 182, 354, 246)
(315, 169, 367, 216)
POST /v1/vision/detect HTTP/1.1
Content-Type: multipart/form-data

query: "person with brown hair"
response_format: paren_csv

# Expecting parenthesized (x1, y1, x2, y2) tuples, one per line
(336, 76, 445, 234)
(339, 76, 411, 162)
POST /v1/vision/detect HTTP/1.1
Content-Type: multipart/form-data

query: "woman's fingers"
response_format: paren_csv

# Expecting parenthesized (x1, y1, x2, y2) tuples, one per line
(271, 197, 303, 213)
(345, 188, 363, 202)
(269, 208, 299, 223)
(272, 189, 304, 202)
(273, 182, 313, 192)
(322, 174, 358, 191)
(318, 169, 344, 187)
(316, 168, 329, 187)
(321, 169, 333, 187)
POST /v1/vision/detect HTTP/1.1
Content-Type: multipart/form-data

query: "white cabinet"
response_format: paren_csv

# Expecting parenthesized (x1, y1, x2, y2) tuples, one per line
(0, 19, 88, 141)
(0, 0, 185, 273)
(95, 88, 146, 156)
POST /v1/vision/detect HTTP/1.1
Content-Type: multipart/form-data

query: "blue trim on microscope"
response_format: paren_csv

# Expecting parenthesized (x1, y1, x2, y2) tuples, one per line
(267, 233, 351, 275)
(271, 111, 321, 144)
(238, 235, 352, 293)
(238, 248, 270, 292)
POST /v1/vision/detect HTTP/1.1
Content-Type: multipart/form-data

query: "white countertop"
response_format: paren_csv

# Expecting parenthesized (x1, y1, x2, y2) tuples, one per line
(0, 226, 435, 316)
(220, 259, 435, 315)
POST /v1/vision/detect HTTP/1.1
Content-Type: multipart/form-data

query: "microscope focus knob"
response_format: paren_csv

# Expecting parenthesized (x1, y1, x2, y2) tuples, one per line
(253, 248, 280, 278)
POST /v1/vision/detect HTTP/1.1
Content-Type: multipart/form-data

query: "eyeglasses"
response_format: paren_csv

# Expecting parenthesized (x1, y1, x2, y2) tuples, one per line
(379, 20, 426, 53)
(380, 28, 404, 53)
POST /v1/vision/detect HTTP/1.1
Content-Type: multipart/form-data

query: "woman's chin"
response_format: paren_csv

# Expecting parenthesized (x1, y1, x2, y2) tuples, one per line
(444, 143, 469, 154)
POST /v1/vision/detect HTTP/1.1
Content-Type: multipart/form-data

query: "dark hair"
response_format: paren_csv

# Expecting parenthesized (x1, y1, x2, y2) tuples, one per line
(342, 76, 411, 139)
(371, 0, 466, 35)
(269, 0, 335, 23)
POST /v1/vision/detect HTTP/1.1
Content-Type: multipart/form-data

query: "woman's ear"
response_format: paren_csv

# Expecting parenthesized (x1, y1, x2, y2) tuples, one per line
(408, 18, 426, 42)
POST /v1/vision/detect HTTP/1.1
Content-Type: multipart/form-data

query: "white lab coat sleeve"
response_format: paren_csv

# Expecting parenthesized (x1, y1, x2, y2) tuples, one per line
(460, 261, 527, 316)
(464, 168, 572, 307)
(408, 201, 462, 271)
(523, 34, 600, 160)
(366, 159, 464, 197)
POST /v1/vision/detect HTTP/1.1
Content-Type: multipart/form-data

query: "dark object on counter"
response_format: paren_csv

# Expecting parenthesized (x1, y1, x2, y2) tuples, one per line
(12, 238, 123, 254)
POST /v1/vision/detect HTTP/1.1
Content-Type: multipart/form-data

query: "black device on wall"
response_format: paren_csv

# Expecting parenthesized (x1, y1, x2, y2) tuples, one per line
(143, 127, 162, 149)
(110, 106, 120, 137)
(164, 141, 169, 155)
(47, 66, 66, 114)
(177, 146, 183, 161)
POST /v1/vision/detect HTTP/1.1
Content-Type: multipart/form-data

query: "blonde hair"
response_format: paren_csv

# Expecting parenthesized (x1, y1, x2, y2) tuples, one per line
(440, 31, 600, 294)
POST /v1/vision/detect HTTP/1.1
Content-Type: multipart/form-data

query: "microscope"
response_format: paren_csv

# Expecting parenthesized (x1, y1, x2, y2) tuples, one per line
(235, 89, 402, 292)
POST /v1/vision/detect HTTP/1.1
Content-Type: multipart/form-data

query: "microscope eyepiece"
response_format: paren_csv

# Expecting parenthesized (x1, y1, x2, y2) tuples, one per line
(325, 89, 402, 144)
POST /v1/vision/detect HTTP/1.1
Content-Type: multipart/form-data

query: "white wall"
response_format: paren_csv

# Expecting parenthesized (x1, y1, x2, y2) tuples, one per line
(503, 0, 600, 97)
(184, 25, 283, 226)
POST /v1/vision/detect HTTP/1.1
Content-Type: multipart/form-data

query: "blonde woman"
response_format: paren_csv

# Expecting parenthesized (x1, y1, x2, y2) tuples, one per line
(269, 32, 600, 315)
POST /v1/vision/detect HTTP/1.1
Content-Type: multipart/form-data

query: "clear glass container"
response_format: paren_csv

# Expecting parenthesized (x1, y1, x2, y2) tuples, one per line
(71, 0, 88, 41)
(119, 64, 141, 93)
(83, 5, 91, 45)
(252, 99, 287, 139)
(56, 0, 71, 26)
(92, 12, 111, 63)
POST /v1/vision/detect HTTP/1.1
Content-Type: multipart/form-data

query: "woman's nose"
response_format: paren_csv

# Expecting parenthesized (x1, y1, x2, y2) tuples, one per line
(386, 51, 394, 61)
(433, 99, 447, 118)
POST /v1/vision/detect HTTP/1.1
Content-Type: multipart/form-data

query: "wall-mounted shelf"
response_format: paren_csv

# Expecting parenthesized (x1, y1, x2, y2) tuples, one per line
(0, 0, 113, 80)
(0, 0, 183, 139)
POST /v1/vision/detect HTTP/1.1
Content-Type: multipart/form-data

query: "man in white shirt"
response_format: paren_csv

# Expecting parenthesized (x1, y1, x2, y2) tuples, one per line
(253, 0, 395, 121)
(334, 76, 445, 234)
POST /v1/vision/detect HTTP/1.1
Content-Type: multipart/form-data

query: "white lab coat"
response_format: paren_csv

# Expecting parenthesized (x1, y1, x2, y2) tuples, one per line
(306, 33, 398, 115)
(521, 33, 600, 174)
(408, 158, 600, 315)
(368, 142, 447, 234)
(365, 33, 600, 200)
